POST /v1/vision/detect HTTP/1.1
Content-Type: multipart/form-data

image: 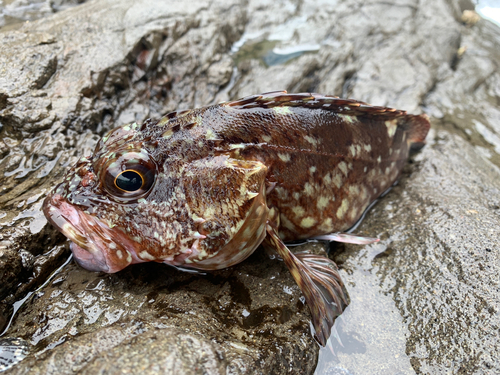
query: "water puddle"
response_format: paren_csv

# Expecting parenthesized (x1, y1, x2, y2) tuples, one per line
(315, 243, 414, 375)
(230, 7, 322, 67)
(0, 200, 47, 234)
(0, 254, 74, 338)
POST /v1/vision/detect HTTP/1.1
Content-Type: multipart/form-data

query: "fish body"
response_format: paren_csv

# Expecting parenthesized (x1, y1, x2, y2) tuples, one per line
(43, 91, 430, 345)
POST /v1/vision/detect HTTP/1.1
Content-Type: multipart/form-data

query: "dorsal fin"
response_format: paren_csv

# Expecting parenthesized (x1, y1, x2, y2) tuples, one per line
(224, 91, 430, 144)
(224, 91, 409, 118)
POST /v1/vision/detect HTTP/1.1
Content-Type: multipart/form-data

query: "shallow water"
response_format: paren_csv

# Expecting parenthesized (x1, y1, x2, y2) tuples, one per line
(315, 244, 415, 375)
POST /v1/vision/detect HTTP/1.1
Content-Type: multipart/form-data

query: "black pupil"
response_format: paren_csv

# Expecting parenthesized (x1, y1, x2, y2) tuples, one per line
(116, 170, 143, 192)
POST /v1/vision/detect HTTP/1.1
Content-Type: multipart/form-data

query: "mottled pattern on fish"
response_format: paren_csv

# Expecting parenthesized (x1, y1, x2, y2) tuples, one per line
(43, 91, 430, 346)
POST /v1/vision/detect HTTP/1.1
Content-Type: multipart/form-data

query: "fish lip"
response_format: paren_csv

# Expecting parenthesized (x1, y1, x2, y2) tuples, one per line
(42, 192, 118, 272)
(43, 193, 90, 250)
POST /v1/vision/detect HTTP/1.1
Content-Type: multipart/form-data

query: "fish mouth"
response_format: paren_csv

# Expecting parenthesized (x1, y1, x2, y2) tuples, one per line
(43, 192, 139, 273)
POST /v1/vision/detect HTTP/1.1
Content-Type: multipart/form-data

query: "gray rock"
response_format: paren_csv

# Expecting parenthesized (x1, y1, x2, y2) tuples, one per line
(0, 0, 246, 327)
(4, 251, 318, 374)
(0, 0, 500, 373)
(0, 0, 86, 31)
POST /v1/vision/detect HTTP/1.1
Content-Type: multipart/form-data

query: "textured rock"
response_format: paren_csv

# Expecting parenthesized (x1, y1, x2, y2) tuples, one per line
(0, 0, 500, 373)
(5, 250, 318, 374)
(0, 0, 245, 329)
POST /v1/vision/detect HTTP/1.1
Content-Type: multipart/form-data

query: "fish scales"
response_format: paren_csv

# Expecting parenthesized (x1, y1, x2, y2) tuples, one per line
(43, 90, 430, 346)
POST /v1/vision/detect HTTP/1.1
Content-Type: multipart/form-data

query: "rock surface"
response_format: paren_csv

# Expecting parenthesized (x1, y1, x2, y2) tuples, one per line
(0, 0, 499, 374)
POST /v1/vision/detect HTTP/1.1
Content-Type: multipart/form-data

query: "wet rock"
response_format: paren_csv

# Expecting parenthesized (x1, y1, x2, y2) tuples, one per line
(0, 0, 246, 318)
(0, 0, 86, 31)
(1, 0, 319, 373)
(0, 0, 499, 373)
(5, 250, 318, 374)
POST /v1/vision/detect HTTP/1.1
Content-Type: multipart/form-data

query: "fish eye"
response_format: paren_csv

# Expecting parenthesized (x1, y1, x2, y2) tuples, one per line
(100, 151, 157, 202)
(114, 170, 144, 192)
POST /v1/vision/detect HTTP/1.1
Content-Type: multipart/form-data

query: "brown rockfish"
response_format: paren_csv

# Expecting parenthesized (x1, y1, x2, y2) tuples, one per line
(43, 91, 430, 346)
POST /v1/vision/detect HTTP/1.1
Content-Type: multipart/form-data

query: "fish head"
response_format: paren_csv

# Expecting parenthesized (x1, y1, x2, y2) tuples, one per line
(43, 123, 163, 273)
(43, 120, 270, 273)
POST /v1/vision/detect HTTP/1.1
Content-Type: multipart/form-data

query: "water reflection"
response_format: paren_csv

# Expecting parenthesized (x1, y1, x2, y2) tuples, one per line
(476, 0, 500, 27)
(315, 244, 415, 375)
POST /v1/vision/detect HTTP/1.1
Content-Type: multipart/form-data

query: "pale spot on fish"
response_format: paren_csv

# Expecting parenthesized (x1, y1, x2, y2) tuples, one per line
(304, 135, 318, 146)
(364, 166, 368, 173)
(197, 248, 208, 259)
(257, 223, 265, 236)
(304, 182, 315, 196)
(363, 144, 372, 152)
(194, 115, 203, 127)
(162, 129, 173, 139)
(332, 173, 342, 189)
(275, 186, 288, 199)
(317, 196, 331, 210)
(139, 251, 156, 261)
(391, 168, 399, 180)
(157, 117, 170, 126)
(349, 144, 357, 157)
(323, 173, 331, 184)
(336, 198, 349, 219)
(292, 206, 306, 217)
(278, 153, 291, 162)
(309, 166, 317, 173)
(377, 156, 382, 164)
(338, 161, 348, 176)
(342, 114, 357, 124)
(229, 143, 245, 150)
(356, 145, 362, 156)
(348, 206, 359, 221)
(206, 128, 218, 140)
(348, 185, 360, 196)
(318, 218, 333, 232)
(300, 217, 316, 228)
(262, 135, 272, 143)
(360, 186, 368, 202)
(273, 106, 293, 115)
(255, 205, 265, 217)
(385, 119, 398, 137)
(281, 215, 296, 230)
(116, 250, 123, 259)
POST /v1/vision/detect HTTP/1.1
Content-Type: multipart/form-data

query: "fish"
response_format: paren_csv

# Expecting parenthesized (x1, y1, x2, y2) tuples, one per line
(43, 91, 430, 346)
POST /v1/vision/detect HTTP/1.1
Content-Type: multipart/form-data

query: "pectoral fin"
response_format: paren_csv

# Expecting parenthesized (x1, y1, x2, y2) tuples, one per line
(265, 221, 348, 346)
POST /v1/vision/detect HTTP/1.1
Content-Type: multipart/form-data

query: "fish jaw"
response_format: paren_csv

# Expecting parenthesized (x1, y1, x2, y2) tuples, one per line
(43, 192, 142, 273)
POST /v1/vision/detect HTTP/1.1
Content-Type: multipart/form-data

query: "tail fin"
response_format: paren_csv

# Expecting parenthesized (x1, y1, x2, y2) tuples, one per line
(406, 114, 431, 151)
